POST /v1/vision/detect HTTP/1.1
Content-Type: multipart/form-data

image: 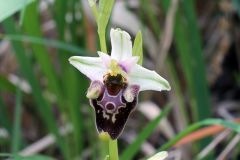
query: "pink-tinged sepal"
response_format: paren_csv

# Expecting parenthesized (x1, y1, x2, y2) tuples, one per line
(118, 56, 139, 73)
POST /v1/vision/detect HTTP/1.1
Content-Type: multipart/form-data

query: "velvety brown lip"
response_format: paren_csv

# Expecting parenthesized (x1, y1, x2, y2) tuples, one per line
(89, 80, 139, 139)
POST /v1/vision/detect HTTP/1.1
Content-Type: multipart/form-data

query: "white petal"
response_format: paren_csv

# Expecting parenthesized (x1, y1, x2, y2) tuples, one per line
(148, 151, 168, 160)
(97, 51, 111, 68)
(128, 65, 171, 92)
(69, 56, 107, 82)
(110, 28, 133, 61)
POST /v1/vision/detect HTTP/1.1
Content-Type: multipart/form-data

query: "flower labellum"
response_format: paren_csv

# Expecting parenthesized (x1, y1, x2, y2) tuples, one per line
(69, 28, 171, 139)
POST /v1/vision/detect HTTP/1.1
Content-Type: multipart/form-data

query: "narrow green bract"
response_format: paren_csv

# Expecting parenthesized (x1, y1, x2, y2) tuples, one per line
(98, 0, 115, 33)
(133, 31, 143, 65)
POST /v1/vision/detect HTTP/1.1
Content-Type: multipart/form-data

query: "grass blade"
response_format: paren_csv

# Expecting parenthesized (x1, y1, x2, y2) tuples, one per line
(140, 0, 161, 36)
(11, 88, 22, 154)
(14, 155, 54, 160)
(53, 0, 87, 156)
(181, 0, 211, 120)
(161, 0, 211, 121)
(0, 34, 89, 55)
(0, 96, 11, 132)
(120, 104, 172, 160)
(0, 75, 16, 92)
(167, 58, 189, 126)
(22, 1, 62, 100)
(53, 0, 67, 40)
(2, 18, 67, 158)
(0, 154, 54, 160)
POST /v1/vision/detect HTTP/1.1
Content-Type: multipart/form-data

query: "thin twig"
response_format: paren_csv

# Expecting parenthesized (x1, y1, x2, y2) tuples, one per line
(174, 118, 240, 147)
(138, 101, 175, 139)
(197, 129, 231, 159)
(216, 134, 240, 160)
(19, 124, 72, 156)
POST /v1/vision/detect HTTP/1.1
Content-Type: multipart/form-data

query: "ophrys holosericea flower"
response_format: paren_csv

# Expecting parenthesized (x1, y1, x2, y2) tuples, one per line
(69, 28, 170, 139)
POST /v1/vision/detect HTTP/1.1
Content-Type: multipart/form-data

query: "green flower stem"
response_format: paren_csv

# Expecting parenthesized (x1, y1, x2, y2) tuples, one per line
(98, 31, 107, 53)
(100, 139, 109, 160)
(89, 0, 117, 159)
(109, 139, 119, 160)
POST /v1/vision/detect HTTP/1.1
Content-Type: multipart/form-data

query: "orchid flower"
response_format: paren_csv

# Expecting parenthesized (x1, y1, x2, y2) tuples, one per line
(69, 28, 170, 139)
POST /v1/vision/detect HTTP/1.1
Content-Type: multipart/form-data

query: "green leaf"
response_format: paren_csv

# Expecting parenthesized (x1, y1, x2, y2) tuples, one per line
(15, 155, 54, 160)
(53, 0, 67, 40)
(0, 0, 35, 22)
(0, 153, 54, 160)
(132, 31, 143, 65)
(11, 88, 22, 154)
(52, 1, 87, 156)
(121, 104, 172, 160)
(22, 1, 62, 101)
(2, 18, 67, 159)
(161, 0, 212, 154)
(167, 59, 189, 125)
(0, 34, 89, 55)
(161, 0, 211, 121)
(182, 0, 211, 121)
(139, 0, 161, 36)
(0, 75, 16, 92)
(0, 96, 11, 132)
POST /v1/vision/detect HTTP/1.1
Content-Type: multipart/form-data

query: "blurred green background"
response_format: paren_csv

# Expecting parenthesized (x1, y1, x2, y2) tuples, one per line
(0, 0, 240, 159)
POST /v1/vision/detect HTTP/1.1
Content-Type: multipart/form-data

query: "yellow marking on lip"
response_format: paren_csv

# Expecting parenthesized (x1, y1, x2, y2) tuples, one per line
(108, 60, 127, 78)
